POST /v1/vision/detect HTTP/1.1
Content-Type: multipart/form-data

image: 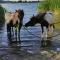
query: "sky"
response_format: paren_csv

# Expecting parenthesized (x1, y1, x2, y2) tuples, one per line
(3, 0, 44, 1)
(4, 0, 19, 1)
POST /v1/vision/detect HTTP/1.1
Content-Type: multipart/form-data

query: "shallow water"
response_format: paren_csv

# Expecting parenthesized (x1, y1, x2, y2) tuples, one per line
(0, 3, 60, 54)
(0, 3, 41, 54)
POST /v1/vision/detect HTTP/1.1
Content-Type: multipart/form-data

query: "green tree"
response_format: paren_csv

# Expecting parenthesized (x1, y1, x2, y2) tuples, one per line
(0, 5, 6, 29)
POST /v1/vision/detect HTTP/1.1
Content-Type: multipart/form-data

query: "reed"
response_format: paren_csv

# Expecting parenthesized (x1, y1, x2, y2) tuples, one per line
(37, 0, 60, 29)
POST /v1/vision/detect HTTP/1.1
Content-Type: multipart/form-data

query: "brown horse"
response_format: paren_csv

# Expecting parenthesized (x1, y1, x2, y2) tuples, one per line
(5, 9, 24, 43)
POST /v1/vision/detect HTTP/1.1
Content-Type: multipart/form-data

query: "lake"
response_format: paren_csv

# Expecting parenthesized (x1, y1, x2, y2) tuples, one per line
(0, 2, 60, 54)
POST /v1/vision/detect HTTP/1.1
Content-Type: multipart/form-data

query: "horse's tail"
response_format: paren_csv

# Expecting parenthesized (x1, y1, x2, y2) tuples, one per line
(53, 24, 55, 29)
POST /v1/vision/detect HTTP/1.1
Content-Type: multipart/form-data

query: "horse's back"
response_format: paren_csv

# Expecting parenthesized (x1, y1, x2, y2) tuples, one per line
(36, 13, 46, 19)
(36, 12, 54, 24)
(44, 12, 54, 24)
(5, 13, 12, 24)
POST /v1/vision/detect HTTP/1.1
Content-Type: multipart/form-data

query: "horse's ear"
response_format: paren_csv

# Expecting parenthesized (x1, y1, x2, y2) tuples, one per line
(21, 9, 23, 11)
(33, 14, 34, 17)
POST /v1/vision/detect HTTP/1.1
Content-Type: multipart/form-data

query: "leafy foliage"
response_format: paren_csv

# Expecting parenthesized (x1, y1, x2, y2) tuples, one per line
(38, 0, 60, 12)
(0, 5, 6, 29)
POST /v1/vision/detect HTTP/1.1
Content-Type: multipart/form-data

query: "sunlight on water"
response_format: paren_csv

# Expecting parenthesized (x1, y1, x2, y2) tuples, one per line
(0, 3, 42, 53)
(0, 3, 59, 54)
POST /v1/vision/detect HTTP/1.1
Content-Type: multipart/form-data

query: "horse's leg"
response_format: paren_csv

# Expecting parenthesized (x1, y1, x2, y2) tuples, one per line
(13, 27, 15, 39)
(46, 26, 52, 47)
(51, 24, 55, 33)
(15, 27, 17, 43)
(41, 26, 48, 39)
(18, 24, 21, 44)
(45, 27, 48, 39)
(7, 24, 12, 44)
(41, 25, 47, 47)
(15, 23, 20, 43)
(47, 24, 54, 38)
(41, 25, 44, 39)
(53, 24, 55, 29)
(10, 26, 14, 43)
(14, 24, 18, 43)
(41, 25, 50, 47)
(16, 26, 19, 42)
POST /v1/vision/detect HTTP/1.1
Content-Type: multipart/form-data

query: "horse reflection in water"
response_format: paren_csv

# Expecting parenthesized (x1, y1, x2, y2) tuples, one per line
(5, 9, 24, 44)
(25, 11, 55, 47)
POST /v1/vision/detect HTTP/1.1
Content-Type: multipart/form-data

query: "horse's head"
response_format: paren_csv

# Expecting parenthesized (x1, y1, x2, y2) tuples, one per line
(25, 15, 37, 27)
(15, 9, 24, 20)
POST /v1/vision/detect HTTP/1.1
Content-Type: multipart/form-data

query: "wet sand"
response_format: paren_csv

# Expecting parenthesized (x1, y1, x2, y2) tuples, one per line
(0, 25, 60, 60)
(0, 47, 60, 60)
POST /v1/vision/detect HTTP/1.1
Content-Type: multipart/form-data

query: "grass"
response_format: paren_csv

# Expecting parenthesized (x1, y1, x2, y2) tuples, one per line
(37, 0, 60, 30)
(54, 10, 60, 29)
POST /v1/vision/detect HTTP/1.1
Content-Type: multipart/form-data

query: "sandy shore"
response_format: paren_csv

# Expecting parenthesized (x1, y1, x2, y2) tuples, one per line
(0, 47, 60, 60)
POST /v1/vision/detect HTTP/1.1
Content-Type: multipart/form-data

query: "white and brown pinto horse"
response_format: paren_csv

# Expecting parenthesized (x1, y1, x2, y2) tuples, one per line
(25, 11, 55, 39)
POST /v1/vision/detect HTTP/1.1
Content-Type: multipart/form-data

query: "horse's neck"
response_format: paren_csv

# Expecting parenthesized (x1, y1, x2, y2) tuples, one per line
(36, 13, 46, 23)
(19, 11, 24, 22)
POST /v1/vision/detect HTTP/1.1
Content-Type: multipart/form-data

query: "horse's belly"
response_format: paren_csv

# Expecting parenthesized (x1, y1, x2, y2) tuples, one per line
(44, 13, 54, 24)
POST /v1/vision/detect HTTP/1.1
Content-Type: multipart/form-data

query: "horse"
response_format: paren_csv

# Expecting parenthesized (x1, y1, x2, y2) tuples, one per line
(25, 12, 55, 39)
(5, 9, 24, 43)
(17, 9, 24, 35)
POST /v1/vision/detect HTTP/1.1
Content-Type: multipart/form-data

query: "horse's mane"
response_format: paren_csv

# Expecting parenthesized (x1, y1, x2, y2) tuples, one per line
(33, 13, 46, 22)
(17, 9, 24, 21)
(36, 13, 46, 18)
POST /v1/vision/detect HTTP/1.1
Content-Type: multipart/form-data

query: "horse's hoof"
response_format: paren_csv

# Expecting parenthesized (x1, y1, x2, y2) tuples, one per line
(41, 40, 52, 48)
(47, 37, 52, 39)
